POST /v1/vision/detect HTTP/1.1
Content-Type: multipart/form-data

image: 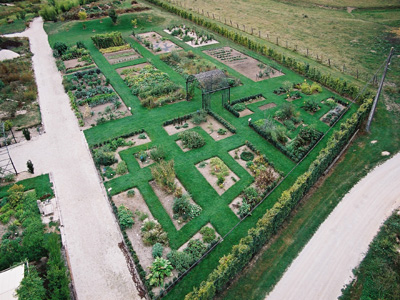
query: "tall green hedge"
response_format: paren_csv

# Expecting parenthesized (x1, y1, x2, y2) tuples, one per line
(145, 0, 372, 103)
(184, 99, 372, 299)
(91, 32, 125, 49)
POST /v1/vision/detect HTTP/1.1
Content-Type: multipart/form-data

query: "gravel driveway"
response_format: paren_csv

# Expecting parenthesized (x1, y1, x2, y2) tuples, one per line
(6, 18, 142, 300)
(266, 152, 400, 300)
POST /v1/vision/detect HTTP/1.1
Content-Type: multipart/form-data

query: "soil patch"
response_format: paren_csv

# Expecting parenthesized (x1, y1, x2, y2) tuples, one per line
(164, 122, 195, 136)
(103, 48, 141, 65)
(175, 140, 191, 152)
(196, 158, 239, 195)
(259, 103, 277, 111)
(238, 108, 254, 117)
(134, 148, 155, 168)
(204, 47, 284, 81)
(229, 196, 242, 217)
(150, 179, 197, 230)
(164, 28, 219, 48)
(228, 145, 255, 175)
(136, 32, 181, 54)
(118, 132, 151, 151)
(112, 189, 171, 274)
(198, 116, 234, 141)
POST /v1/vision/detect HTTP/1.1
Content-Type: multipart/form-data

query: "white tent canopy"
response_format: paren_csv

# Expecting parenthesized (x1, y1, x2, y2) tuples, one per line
(0, 263, 25, 300)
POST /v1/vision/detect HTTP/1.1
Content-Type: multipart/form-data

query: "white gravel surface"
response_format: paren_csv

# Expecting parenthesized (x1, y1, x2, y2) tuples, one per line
(266, 152, 400, 300)
(6, 18, 141, 300)
(0, 49, 20, 61)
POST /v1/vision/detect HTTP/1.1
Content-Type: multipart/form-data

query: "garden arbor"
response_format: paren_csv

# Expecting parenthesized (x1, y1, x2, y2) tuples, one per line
(0, 122, 17, 178)
(186, 69, 230, 110)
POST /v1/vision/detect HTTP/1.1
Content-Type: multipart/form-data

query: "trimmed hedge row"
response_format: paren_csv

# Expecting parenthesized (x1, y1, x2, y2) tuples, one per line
(231, 94, 264, 106)
(223, 103, 240, 117)
(184, 99, 373, 299)
(163, 113, 194, 126)
(207, 110, 236, 133)
(144, 0, 373, 103)
(91, 129, 145, 148)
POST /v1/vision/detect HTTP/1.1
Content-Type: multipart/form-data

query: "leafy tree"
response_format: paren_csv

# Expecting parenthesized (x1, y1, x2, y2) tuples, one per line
(109, 9, 118, 24)
(27, 160, 34, 174)
(146, 257, 173, 286)
(17, 266, 46, 300)
(53, 42, 68, 56)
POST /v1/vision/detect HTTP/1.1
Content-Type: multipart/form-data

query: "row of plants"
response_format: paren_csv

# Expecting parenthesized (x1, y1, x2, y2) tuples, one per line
(144, 0, 373, 103)
(206, 110, 236, 133)
(183, 98, 373, 299)
(99, 44, 131, 54)
(91, 129, 145, 148)
(163, 113, 194, 126)
(224, 94, 264, 117)
(123, 65, 185, 108)
(91, 31, 125, 49)
(206, 48, 246, 62)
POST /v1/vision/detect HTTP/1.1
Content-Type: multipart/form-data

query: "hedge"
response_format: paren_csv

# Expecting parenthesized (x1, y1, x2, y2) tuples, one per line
(91, 129, 145, 148)
(184, 98, 373, 299)
(207, 110, 236, 133)
(144, 0, 373, 103)
(163, 113, 194, 126)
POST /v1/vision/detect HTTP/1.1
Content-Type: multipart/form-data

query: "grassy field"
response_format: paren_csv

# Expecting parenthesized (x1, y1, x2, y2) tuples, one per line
(174, 0, 400, 87)
(43, 7, 363, 297)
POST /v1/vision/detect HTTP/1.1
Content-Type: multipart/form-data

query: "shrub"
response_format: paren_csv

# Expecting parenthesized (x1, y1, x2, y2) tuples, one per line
(184, 239, 207, 261)
(127, 189, 135, 197)
(141, 219, 169, 246)
(27, 160, 34, 174)
(93, 145, 117, 166)
(217, 128, 227, 135)
(303, 99, 319, 112)
(240, 151, 254, 161)
(173, 194, 202, 221)
(238, 200, 251, 218)
(152, 243, 163, 258)
(167, 250, 193, 273)
(116, 161, 128, 175)
(255, 169, 275, 190)
(150, 147, 165, 162)
(151, 160, 176, 194)
(108, 9, 118, 24)
(17, 265, 46, 300)
(210, 157, 230, 178)
(178, 131, 205, 149)
(232, 103, 245, 112)
(91, 32, 124, 49)
(138, 133, 147, 139)
(117, 205, 134, 230)
(146, 257, 173, 286)
(53, 42, 68, 56)
(200, 226, 216, 243)
(192, 110, 207, 125)
(22, 128, 31, 140)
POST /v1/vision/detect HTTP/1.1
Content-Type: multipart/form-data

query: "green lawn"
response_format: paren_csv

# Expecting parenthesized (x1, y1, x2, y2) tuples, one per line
(45, 9, 362, 299)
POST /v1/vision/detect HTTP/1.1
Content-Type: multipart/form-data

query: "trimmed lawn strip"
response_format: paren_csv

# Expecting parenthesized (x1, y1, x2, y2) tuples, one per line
(0, 174, 53, 199)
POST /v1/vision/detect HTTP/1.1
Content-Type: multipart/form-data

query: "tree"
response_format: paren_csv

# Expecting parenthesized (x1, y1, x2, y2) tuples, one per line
(22, 128, 31, 140)
(78, 11, 87, 20)
(17, 266, 46, 300)
(109, 9, 118, 24)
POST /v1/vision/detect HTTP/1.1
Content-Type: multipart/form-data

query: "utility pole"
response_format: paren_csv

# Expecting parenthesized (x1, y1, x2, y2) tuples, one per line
(366, 47, 394, 132)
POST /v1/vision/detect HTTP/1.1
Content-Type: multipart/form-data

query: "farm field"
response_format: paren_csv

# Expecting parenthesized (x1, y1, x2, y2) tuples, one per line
(43, 7, 362, 299)
(176, 0, 400, 89)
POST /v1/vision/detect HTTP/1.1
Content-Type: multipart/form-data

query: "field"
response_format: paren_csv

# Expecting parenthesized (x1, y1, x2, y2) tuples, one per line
(177, 0, 400, 90)
(43, 7, 364, 298)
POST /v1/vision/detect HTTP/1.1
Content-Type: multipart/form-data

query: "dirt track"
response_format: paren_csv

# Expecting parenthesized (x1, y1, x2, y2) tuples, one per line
(266, 152, 400, 300)
(5, 18, 142, 300)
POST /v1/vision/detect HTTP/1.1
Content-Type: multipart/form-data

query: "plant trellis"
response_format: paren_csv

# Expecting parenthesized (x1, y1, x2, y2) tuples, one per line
(186, 69, 230, 110)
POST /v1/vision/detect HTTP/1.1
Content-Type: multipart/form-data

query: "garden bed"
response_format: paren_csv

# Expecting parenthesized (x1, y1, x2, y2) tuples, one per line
(116, 62, 150, 79)
(112, 188, 172, 275)
(204, 47, 284, 81)
(320, 103, 347, 125)
(259, 103, 277, 111)
(164, 121, 195, 136)
(164, 25, 219, 48)
(134, 148, 155, 168)
(136, 32, 181, 54)
(196, 157, 239, 195)
(177, 223, 221, 251)
(150, 179, 198, 230)
(199, 116, 234, 141)
(103, 48, 141, 65)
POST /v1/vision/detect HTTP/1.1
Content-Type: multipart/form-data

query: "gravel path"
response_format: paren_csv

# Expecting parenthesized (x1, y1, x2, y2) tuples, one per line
(6, 18, 142, 300)
(266, 152, 400, 300)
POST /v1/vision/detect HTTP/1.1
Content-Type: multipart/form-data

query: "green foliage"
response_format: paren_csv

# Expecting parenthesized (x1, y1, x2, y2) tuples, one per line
(7, 184, 24, 208)
(152, 243, 164, 258)
(53, 42, 68, 56)
(167, 250, 193, 273)
(178, 131, 206, 149)
(217, 128, 227, 135)
(173, 193, 202, 221)
(22, 128, 31, 140)
(141, 219, 169, 246)
(108, 9, 118, 24)
(303, 99, 319, 112)
(151, 160, 176, 194)
(210, 157, 230, 178)
(147, 257, 173, 286)
(117, 205, 134, 230)
(200, 226, 216, 244)
(150, 146, 165, 162)
(39, 5, 58, 21)
(233, 103, 245, 112)
(192, 110, 208, 125)
(93, 145, 117, 166)
(127, 189, 135, 198)
(116, 161, 128, 175)
(184, 239, 207, 261)
(17, 266, 46, 300)
(240, 151, 254, 161)
(91, 32, 124, 49)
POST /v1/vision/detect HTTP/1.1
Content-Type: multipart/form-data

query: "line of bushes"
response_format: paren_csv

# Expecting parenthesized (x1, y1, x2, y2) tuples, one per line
(223, 103, 240, 117)
(91, 129, 145, 148)
(144, 0, 373, 103)
(163, 113, 194, 126)
(91, 32, 125, 49)
(184, 98, 372, 299)
(231, 94, 264, 106)
(206, 110, 236, 133)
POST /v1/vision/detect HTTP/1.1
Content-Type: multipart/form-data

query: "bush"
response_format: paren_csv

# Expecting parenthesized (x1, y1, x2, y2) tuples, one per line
(200, 226, 216, 243)
(303, 99, 319, 112)
(192, 110, 207, 125)
(167, 250, 193, 273)
(178, 131, 205, 149)
(93, 145, 117, 166)
(22, 128, 31, 140)
(117, 205, 134, 230)
(173, 194, 202, 221)
(184, 239, 207, 261)
(53, 42, 68, 56)
(147, 257, 173, 286)
(217, 128, 227, 135)
(210, 157, 230, 178)
(151, 160, 176, 194)
(150, 147, 165, 162)
(233, 103, 245, 112)
(141, 219, 169, 246)
(116, 161, 128, 175)
(152, 243, 163, 258)
(91, 32, 124, 49)
(240, 151, 254, 161)
(138, 133, 147, 139)
(127, 189, 135, 197)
